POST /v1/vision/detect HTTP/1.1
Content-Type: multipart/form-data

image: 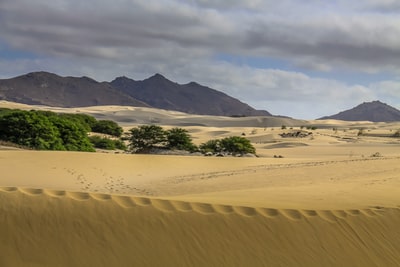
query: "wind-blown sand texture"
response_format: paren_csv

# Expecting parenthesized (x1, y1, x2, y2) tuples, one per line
(1, 101, 400, 266)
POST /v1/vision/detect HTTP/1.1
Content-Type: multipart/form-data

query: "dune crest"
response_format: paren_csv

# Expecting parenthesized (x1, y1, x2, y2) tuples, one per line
(0, 186, 395, 221)
(0, 187, 399, 266)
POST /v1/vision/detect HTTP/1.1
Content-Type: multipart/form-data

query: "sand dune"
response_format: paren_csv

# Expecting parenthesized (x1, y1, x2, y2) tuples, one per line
(1, 151, 400, 266)
(0, 186, 399, 267)
(0, 100, 305, 127)
(1, 101, 400, 266)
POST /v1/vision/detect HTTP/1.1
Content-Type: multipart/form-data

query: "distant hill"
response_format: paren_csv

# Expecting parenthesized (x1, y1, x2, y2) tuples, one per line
(110, 74, 270, 116)
(0, 72, 148, 108)
(318, 101, 400, 122)
(0, 72, 270, 117)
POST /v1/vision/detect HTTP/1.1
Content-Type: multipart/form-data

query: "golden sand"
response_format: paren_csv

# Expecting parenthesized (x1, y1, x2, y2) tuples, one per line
(1, 101, 400, 266)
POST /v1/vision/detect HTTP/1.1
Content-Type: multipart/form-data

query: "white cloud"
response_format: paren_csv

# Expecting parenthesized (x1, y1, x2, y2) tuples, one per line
(2, 0, 400, 72)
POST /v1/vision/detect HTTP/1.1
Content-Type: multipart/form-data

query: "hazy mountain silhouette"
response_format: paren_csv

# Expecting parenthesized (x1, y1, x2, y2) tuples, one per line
(319, 101, 400, 122)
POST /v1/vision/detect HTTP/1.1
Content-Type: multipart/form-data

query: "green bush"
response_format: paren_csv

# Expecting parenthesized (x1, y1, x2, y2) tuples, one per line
(50, 116, 94, 151)
(89, 136, 127, 150)
(166, 128, 198, 152)
(220, 136, 256, 154)
(0, 110, 95, 151)
(199, 139, 222, 153)
(58, 113, 97, 132)
(127, 125, 167, 153)
(0, 110, 63, 150)
(92, 120, 123, 137)
(200, 136, 256, 155)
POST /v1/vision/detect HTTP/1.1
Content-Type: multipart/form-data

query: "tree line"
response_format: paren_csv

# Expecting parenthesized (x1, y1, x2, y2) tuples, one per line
(0, 108, 256, 155)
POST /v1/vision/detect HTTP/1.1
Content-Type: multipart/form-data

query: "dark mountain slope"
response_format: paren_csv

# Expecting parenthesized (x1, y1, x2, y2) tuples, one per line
(0, 72, 149, 107)
(318, 101, 400, 122)
(111, 74, 270, 116)
(0, 71, 271, 116)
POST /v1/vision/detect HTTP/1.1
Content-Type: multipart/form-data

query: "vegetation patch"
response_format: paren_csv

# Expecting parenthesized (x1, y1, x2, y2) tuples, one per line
(89, 136, 126, 150)
(126, 125, 256, 156)
(126, 125, 197, 153)
(199, 136, 256, 156)
(0, 109, 124, 152)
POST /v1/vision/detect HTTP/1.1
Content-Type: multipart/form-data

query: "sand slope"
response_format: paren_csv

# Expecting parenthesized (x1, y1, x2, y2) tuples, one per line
(1, 187, 399, 267)
(1, 151, 400, 266)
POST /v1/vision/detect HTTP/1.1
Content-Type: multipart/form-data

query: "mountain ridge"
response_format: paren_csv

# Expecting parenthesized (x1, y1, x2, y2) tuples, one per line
(0, 71, 149, 108)
(111, 74, 270, 116)
(0, 71, 270, 117)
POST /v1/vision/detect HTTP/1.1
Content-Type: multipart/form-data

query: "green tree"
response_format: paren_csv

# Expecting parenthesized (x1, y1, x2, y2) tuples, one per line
(49, 116, 95, 152)
(0, 110, 95, 151)
(0, 110, 64, 150)
(199, 139, 222, 153)
(89, 136, 127, 150)
(59, 113, 97, 132)
(92, 120, 123, 137)
(200, 136, 256, 155)
(220, 136, 256, 155)
(127, 125, 167, 153)
(166, 128, 197, 152)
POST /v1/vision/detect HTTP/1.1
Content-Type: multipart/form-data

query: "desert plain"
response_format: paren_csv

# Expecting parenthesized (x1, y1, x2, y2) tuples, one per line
(0, 101, 400, 266)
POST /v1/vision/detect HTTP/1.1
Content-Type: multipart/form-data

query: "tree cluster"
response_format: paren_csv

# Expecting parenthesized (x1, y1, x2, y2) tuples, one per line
(127, 125, 197, 153)
(126, 125, 256, 156)
(199, 136, 256, 155)
(0, 109, 124, 151)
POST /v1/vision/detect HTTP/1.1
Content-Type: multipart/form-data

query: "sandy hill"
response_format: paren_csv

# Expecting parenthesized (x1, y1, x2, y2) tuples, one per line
(0, 100, 302, 128)
(0, 71, 270, 117)
(319, 100, 400, 122)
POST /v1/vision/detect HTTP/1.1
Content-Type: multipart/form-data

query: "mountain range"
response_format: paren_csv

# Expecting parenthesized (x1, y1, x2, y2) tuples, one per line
(0, 72, 270, 117)
(319, 101, 400, 122)
(1, 72, 400, 121)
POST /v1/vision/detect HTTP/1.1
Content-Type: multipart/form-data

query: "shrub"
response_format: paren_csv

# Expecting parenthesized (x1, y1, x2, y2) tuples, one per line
(89, 136, 127, 150)
(127, 125, 167, 153)
(220, 136, 256, 155)
(166, 128, 198, 152)
(0, 110, 94, 151)
(49, 116, 94, 152)
(58, 113, 97, 132)
(200, 136, 256, 155)
(370, 152, 382, 157)
(199, 139, 222, 153)
(92, 120, 123, 137)
(0, 110, 63, 150)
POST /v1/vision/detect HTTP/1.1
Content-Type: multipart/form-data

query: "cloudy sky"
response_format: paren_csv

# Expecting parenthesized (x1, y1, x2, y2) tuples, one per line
(1, 0, 400, 119)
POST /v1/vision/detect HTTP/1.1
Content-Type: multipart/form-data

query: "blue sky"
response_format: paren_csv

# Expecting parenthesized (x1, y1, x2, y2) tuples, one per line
(1, 0, 400, 119)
